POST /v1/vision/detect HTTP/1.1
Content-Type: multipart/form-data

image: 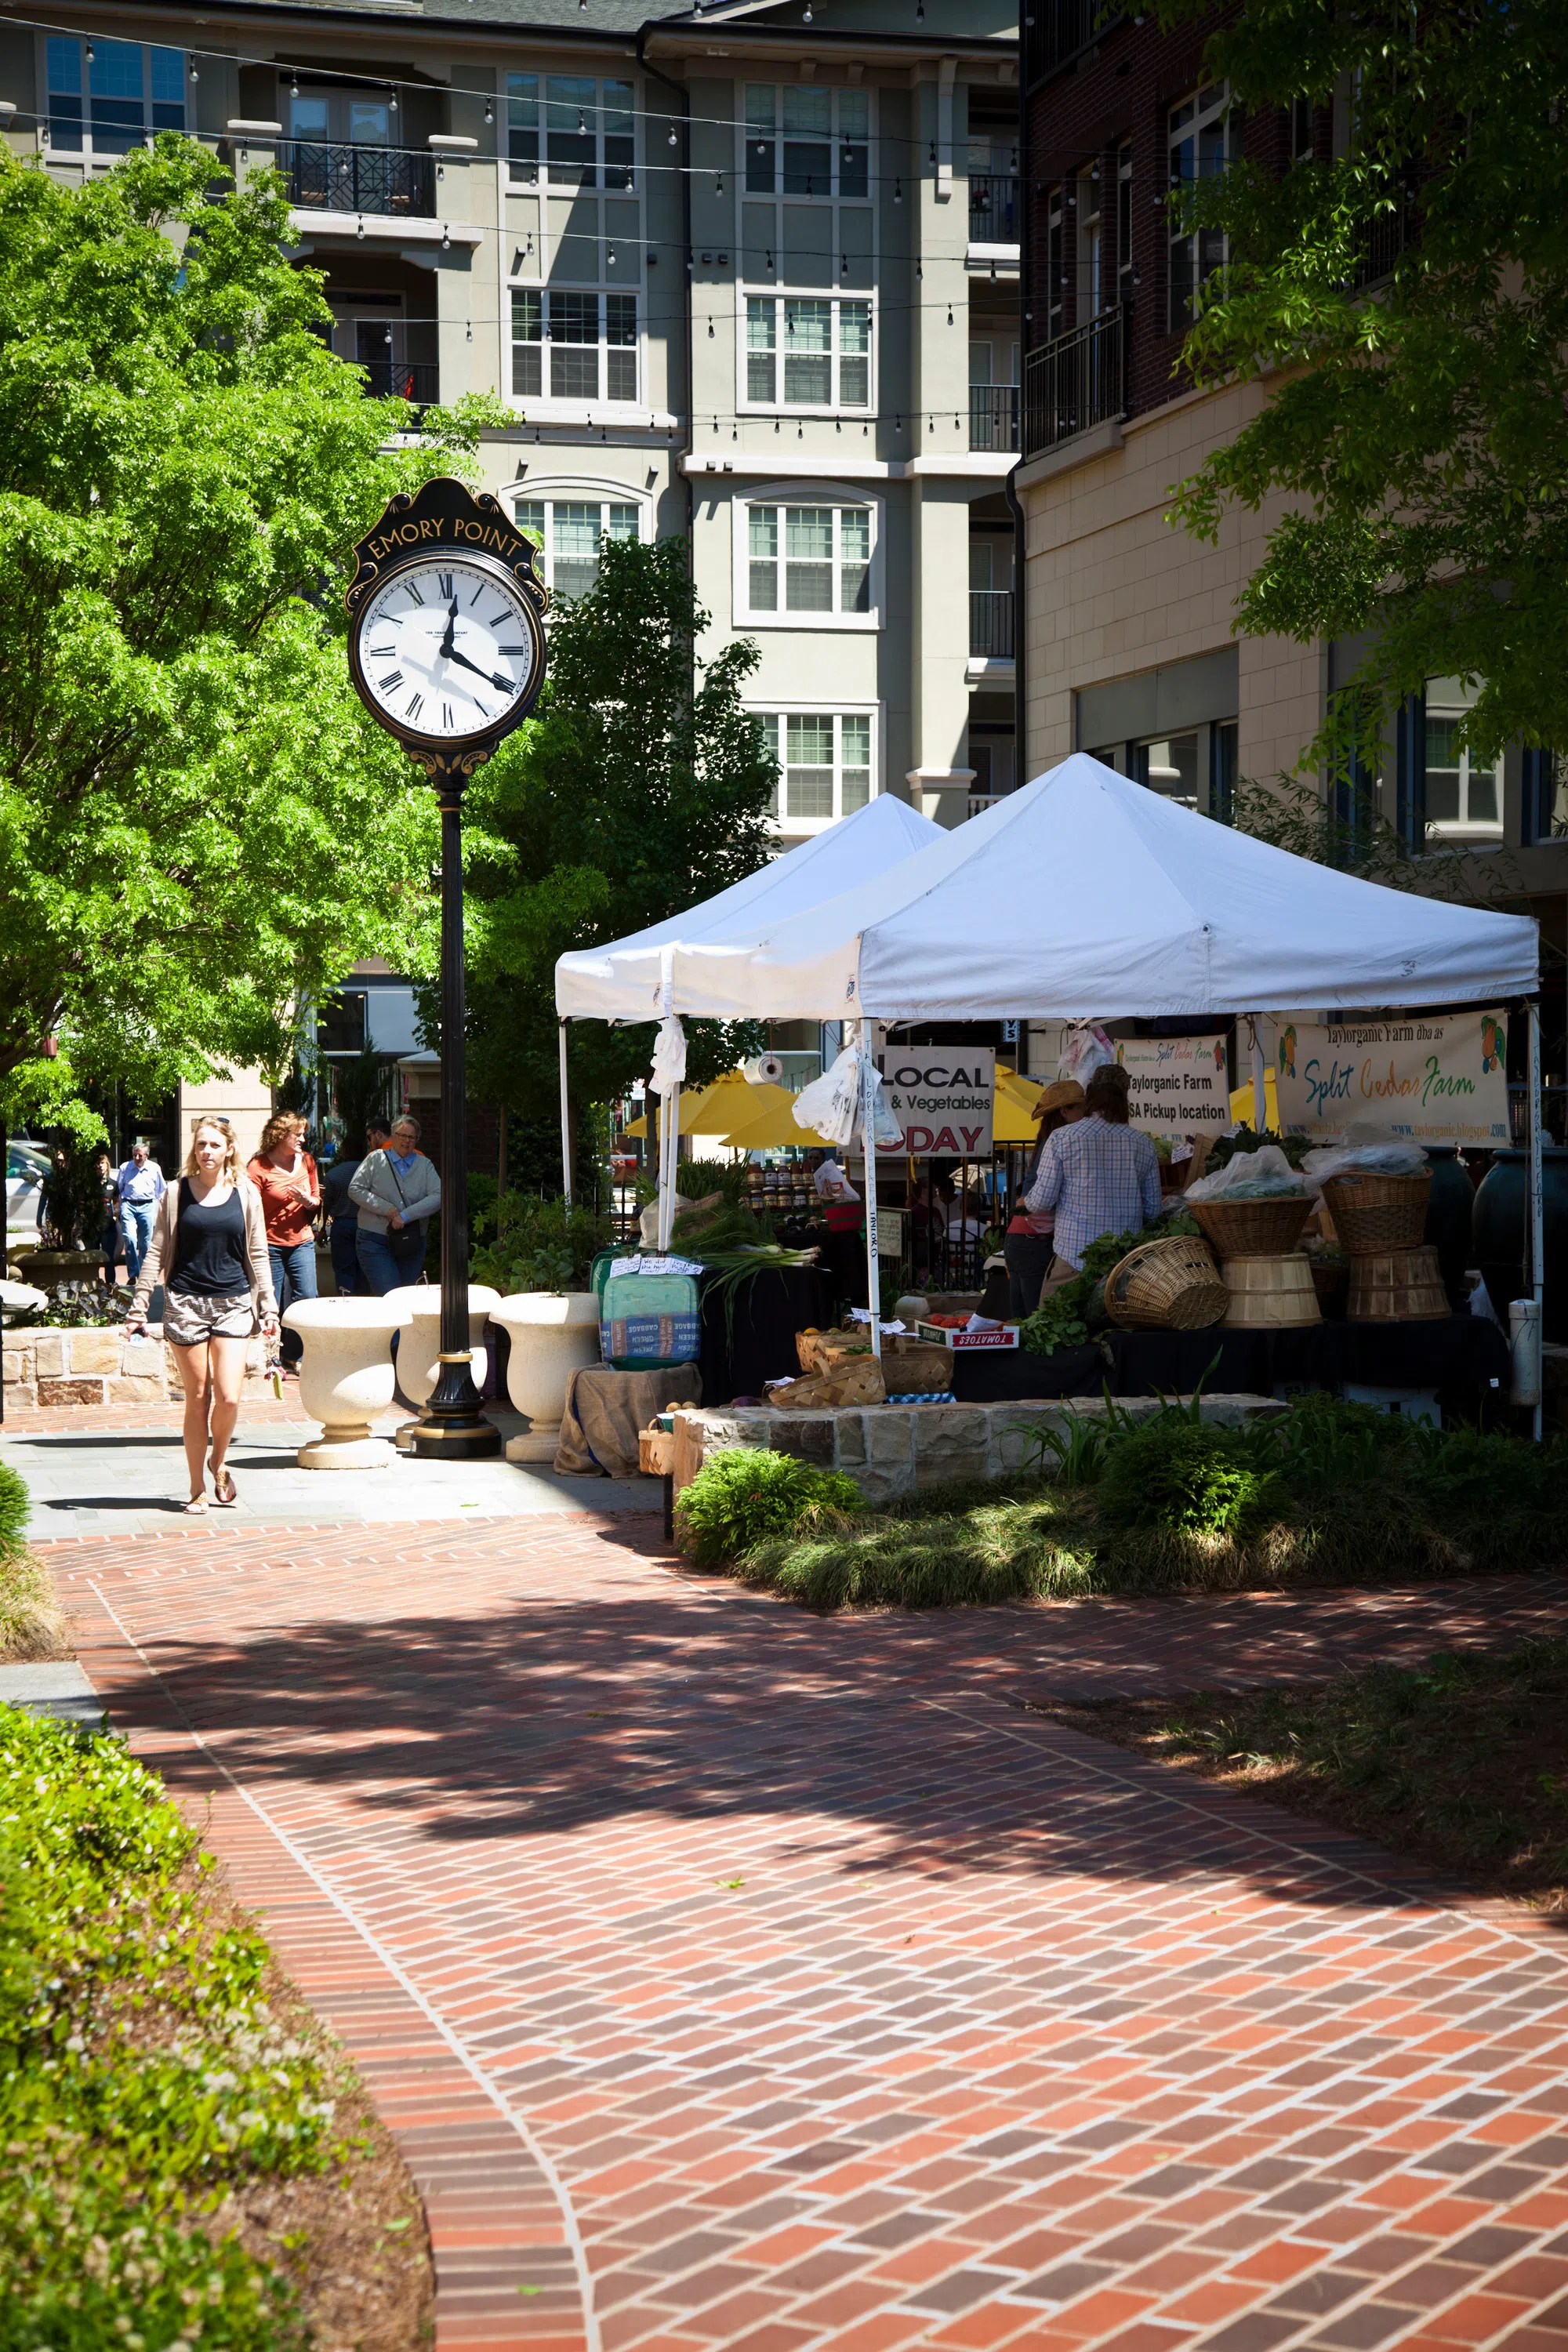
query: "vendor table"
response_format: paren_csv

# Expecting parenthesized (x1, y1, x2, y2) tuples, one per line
(952, 1314, 1512, 1405)
(699, 1264, 834, 1406)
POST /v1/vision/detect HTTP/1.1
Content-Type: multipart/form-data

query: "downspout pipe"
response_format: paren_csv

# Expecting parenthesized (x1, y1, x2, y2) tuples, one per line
(1004, 20, 1028, 797)
(637, 35, 694, 539)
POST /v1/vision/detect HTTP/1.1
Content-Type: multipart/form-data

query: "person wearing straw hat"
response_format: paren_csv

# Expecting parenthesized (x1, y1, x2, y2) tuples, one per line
(1025, 1065, 1161, 1294)
(1005, 1078, 1086, 1316)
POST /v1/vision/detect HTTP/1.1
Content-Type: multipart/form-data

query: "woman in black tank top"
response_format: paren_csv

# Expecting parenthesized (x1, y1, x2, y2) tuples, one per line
(125, 1120, 280, 1512)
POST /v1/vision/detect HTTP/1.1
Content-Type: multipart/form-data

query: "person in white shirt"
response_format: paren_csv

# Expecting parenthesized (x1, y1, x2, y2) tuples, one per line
(115, 1139, 167, 1283)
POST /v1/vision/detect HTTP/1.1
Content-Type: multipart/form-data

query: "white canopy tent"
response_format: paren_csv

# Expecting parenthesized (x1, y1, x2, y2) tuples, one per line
(553, 791, 941, 1243)
(587, 754, 1541, 1409)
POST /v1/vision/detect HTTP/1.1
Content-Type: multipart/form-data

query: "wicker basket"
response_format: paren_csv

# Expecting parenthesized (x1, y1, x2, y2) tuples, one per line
(1320, 1169, 1431, 1254)
(1104, 1236, 1228, 1332)
(1189, 1195, 1311, 1260)
(1348, 1245, 1450, 1323)
(1223, 1254, 1322, 1328)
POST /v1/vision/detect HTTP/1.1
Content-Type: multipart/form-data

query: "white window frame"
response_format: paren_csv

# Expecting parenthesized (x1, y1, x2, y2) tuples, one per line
(738, 292, 876, 417)
(740, 82, 873, 207)
(506, 71, 636, 191)
(510, 289, 641, 411)
(1167, 82, 1240, 330)
(42, 33, 186, 157)
(1424, 677, 1503, 844)
(750, 702, 882, 836)
(732, 486, 883, 632)
(507, 481, 652, 607)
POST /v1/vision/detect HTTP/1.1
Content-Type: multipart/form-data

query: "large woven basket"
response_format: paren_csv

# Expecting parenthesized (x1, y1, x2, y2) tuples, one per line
(1308, 1258, 1351, 1319)
(1321, 1169, 1431, 1254)
(1189, 1195, 1311, 1260)
(1104, 1236, 1228, 1332)
(1348, 1244, 1450, 1323)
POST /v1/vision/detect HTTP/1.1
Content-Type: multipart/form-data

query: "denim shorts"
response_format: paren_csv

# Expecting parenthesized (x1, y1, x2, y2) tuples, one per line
(162, 1290, 256, 1347)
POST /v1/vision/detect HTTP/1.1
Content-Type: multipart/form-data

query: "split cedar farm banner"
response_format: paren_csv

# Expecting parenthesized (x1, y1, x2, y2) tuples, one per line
(1269, 1010, 1510, 1145)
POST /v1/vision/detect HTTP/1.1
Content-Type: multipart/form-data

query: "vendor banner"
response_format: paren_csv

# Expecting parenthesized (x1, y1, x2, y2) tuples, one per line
(1269, 1009, 1510, 1144)
(873, 1047, 994, 1158)
(1114, 1034, 1234, 1138)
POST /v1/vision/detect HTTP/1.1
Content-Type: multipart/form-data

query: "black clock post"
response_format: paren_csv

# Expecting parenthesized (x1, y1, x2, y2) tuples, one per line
(344, 477, 548, 1460)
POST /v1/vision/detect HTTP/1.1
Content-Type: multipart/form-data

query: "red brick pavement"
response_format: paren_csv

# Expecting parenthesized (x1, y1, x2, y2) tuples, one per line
(47, 1519, 1568, 2352)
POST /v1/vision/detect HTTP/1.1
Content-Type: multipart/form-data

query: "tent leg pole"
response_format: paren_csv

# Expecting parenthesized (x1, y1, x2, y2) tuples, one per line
(558, 1021, 572, 1210)
(860, 1040, 882, 1363)
(659, 1081, 681, 1252)
(1530, 1000, 1544, 1443)
(1250, 1015, 1267, 1135)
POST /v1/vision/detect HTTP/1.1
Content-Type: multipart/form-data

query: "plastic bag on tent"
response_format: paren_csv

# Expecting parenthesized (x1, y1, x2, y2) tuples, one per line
(1058, 1024, 1116, 1087)
(648, 1014, 686, 1096)
(1186, 1145, 1306, 1202)
(793, 1044, 904, 1149)
(1300, 1139, 1428, 1193)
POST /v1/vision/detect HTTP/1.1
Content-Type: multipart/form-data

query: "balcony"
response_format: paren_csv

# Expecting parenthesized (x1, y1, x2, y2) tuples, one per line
(968, 172, 1018, 245)
(285, 141, 435, 219)
(969, 387, 1020, 453)
(358, 358, 440, 407)
(1022, 306, 1128, 461)
(969, 589, 1014, 662)
(1025, 0, 1123, 84)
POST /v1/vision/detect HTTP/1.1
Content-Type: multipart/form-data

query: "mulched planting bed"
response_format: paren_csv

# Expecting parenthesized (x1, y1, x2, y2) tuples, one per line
(0, 1701, 434, 2349)
(1029, 1635, 1568, 1916)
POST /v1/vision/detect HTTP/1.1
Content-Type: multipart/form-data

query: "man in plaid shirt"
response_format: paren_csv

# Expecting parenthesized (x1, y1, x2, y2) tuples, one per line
(1023, 1067, 1163, 1275)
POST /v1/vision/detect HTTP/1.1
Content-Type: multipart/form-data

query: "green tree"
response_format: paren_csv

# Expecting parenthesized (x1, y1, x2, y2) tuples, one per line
(431, 535, 777, 1170)
(0, 136, 493, 1141)
(1159, 0, 1568, 775)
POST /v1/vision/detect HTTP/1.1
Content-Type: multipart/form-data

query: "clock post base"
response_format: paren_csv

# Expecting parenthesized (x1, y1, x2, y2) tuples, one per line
(406, 1407, 503, 1461)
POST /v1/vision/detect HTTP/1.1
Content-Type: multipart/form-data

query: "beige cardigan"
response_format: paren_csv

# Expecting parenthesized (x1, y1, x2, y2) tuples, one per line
(129, 1174, 278, 1324)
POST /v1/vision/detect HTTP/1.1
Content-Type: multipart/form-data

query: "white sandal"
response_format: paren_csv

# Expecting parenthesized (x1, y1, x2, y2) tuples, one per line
(183, 1495, 209, 1515)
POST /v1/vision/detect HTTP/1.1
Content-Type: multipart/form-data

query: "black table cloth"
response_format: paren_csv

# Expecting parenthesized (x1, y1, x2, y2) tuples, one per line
(699, 1264, 834, 1406)
(952, 1314, 1511, 1405)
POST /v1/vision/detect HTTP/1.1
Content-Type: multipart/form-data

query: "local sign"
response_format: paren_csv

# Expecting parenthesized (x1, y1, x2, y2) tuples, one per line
(1268, 1009, 1510, 1145)
(873, 1048, 994, 1157)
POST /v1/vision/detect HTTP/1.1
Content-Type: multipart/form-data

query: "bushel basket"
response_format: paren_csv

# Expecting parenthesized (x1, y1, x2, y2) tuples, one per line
(1104, 1236, 1227, 1332)
(1320, 1169, 1431, 1254)
(1189, 1195, 1311, 1260)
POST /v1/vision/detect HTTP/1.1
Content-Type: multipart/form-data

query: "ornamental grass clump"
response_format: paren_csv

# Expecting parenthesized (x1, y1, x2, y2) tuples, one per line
(1097, 1417, 1280, 1538)
(0, 1463, 70, 1661)
(0, 1705, 354, 2346)
(676, 1446, 863, 1568)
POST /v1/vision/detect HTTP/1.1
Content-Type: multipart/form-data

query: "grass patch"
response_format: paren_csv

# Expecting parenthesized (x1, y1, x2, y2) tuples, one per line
(0, 1464, 71, 1661)
(1034, 1639, 1568, 1915)
(0, 1702, 434, 2347)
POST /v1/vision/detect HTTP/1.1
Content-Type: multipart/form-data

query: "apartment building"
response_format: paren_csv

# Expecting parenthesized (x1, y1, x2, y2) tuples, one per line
(1, 0, 1018, 844)
(1016, 2, 1568, 1083)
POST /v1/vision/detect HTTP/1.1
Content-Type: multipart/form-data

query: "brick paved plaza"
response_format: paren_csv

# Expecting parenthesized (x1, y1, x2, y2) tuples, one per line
(25, 1439, 1568, 2352)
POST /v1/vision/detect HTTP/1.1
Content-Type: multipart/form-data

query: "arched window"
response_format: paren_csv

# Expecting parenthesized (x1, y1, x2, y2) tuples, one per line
(510, 485, 650, 604)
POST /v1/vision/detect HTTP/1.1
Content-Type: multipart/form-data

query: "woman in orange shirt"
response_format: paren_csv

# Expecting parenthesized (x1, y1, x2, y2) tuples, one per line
(247, 1111, 321, 1372)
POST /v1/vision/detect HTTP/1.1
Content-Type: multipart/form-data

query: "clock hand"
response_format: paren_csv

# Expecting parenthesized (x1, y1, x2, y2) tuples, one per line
(437, 597, 458, 662)
(442, 641, 516, 695)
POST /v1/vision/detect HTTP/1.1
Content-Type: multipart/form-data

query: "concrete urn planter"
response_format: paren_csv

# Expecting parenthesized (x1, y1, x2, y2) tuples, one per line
(283, 1296, 414, 1469)
(489, 1291, 600, 1463)
(386, 1284, 501, 1444)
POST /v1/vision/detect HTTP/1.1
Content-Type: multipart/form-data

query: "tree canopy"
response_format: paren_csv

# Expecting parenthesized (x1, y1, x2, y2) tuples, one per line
(1160, 0, 1568, 772)
(441, 533, 777, 1148)
(0, 136, 489, 1138)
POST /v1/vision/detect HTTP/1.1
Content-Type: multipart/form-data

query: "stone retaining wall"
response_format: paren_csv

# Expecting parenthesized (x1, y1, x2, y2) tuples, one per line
(672, 1393, 1287, 1508)
(1, 1326, 272, 1412)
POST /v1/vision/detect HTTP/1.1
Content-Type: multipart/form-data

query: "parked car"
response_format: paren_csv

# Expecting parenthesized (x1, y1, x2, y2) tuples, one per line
(5, 1138, 49, 1248)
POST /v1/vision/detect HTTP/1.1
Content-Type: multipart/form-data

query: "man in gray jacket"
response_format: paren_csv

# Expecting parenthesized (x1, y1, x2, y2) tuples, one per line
(348, 1113, 442, 1294)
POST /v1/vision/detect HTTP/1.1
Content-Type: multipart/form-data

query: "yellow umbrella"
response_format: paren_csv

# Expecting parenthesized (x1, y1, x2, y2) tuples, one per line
(993, 1065, 1045, 1145)
(617, 1076, 731, 1142)
(715, 1083, 829, 1149)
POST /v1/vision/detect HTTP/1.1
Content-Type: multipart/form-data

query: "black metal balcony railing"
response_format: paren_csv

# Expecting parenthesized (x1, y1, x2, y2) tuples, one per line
(359, 358, 441, 407)
(285, 141, 436, 218)
(1022, 305, 1129, 460)
(1025, 0, 1123, 85)
(969, 588, 1014, 661)
(969, 386, 1020, 452)
(968, 172, 1018, 244)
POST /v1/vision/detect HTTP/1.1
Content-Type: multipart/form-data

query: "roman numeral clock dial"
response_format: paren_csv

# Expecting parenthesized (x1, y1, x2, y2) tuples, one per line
(350, 552, 543, 750)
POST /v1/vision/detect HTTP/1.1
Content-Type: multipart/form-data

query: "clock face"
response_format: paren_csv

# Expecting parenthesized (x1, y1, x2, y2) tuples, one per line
(354, 555, 539, 742)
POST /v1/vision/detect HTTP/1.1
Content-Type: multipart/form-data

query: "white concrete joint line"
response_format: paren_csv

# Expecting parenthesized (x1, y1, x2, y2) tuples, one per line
(86, 1580, 602, 2352)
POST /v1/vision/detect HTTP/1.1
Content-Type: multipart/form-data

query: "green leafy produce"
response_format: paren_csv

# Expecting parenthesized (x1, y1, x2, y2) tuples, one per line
(471, 1192, 615, 1294)
(1017, 1226, 1149, 1356)
(676, 1446, 862, 1567)
(1205, 1127, 1311, 1173)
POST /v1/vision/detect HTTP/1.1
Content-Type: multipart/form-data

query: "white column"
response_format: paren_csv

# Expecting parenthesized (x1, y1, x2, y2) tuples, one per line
(558, 1020, 572, 1208)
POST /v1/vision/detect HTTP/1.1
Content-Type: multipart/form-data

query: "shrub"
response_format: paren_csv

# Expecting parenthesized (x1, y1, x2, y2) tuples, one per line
(1098, 1418, 1279, 1537)
(677, 1446, 862, 1566)
(471, 1192, 615, 1294)
(0, 1461, 27, 1560)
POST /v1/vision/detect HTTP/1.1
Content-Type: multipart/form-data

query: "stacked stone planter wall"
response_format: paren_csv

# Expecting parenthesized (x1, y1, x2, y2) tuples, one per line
(2, 1327, 271, 1411)
(672, 1394, 1287, 1509)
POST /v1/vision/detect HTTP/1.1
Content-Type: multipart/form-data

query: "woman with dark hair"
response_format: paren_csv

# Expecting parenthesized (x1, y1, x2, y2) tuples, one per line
(1004, 1079, 1086, 1316)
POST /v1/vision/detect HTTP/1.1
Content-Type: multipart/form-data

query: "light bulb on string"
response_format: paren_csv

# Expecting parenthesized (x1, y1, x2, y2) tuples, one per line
(607, 244, 615, 264)
(389, 91, 398, 115)
(85, 39, 94, 60)
(894, 177, 902, 201)
(188, 55, 198, 81)
(577, 109, 586, 133)
(803, 2, 813, 19)
(716, 170, 724, 193)
(290, 70, 299, 98)
(669, 125, 678, 145)
(946, 302, 953, 324)
(485, 96, 494, 122)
